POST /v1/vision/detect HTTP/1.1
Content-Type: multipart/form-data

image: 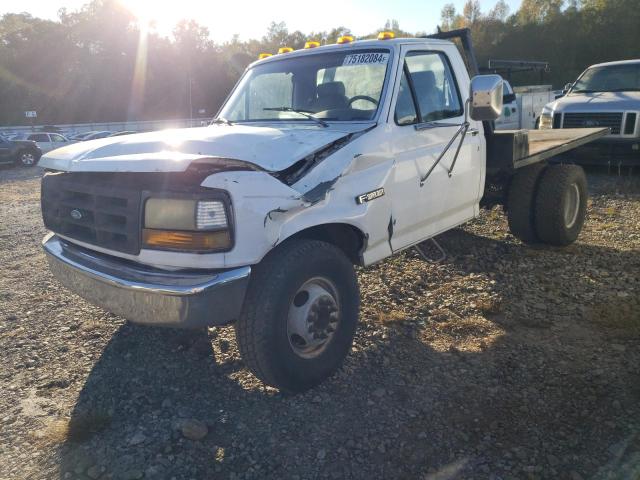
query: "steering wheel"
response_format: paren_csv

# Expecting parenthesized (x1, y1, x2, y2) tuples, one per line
(348, 95, 379, 108)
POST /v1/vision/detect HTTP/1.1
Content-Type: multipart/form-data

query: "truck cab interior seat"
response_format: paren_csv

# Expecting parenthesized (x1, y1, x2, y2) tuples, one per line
(315, 81, 349, 111)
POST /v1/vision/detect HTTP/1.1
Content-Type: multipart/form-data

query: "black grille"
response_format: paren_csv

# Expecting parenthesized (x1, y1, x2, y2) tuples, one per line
(624, 113, 637, 135)
(553, 113, 562, 129)
(562, 112, 623, 134)
(42, 173, 142, 254)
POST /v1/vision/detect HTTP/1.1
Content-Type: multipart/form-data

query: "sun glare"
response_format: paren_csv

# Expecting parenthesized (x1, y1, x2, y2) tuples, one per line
(116, 0, 382, 43)
(119, 0, 184, 32)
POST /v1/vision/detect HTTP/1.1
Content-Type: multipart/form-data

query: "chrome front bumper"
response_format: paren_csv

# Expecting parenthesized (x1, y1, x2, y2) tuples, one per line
(43, 234, 251, 328)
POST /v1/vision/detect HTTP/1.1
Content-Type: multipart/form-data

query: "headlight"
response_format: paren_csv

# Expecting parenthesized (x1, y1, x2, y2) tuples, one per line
(539, 106, 554, 129)
(143, 197, 232, 252)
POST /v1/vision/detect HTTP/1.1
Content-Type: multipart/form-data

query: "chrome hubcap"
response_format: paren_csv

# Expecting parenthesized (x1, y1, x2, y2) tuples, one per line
(563, 183, 580, 229)
(21, 153, 35, 165)
(287, 277, 340, 359)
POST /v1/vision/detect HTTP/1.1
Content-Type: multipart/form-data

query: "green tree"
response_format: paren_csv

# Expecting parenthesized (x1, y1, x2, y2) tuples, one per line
(518, 0, 564, 24)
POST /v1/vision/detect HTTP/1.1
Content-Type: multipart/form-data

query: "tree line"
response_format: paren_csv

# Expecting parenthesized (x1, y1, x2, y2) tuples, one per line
(0, 0, 638, 126)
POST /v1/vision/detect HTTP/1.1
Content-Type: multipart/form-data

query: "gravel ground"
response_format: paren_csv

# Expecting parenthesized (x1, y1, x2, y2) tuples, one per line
(0, 165, 639, 480)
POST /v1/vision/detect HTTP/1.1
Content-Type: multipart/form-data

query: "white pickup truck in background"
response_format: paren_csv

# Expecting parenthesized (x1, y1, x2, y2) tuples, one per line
(538, 59, 640, 166)
(39, 28, 607, 392)
(495, 81, 555, 130)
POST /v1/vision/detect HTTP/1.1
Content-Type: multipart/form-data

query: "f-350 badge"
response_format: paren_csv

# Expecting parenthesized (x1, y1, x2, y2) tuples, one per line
(356, 188, 385, 204)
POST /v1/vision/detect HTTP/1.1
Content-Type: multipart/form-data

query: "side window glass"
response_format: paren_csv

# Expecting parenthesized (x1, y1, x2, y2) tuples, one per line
(394, 70, 418, 125)
(29, 134, 49, 142)
(50, 134, 65, 142)
(226, 91, 247, 121)
(405, 52, 463, 122)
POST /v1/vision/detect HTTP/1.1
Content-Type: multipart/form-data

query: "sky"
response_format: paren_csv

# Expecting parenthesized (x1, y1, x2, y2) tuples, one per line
(1, 0, 523, 43)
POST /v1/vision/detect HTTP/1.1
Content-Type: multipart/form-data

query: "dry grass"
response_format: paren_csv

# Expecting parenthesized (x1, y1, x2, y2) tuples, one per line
(34, 411, 112, 444)
(475, 297, 503, 315)
(80, 319, 103, 331)
(375, 310, 406, 326)
(593, 222, 619, 232)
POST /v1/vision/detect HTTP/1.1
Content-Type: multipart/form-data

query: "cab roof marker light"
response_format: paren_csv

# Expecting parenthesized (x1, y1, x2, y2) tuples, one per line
(336, 35, 354, 44)
(378, 31, 395, 40)
(277, 47, 294, 54)
(258, 53, 272, 60)
(304, 41, 320, 49)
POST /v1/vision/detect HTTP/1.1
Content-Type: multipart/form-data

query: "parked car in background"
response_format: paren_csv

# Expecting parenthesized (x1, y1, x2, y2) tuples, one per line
(11, 132, 71, 153)
(108, 130, 137, 137)
(495, 80, 555, 130)
(38, 125, 64, 133)
(68, 132, 93, 141)
(0, 134, 42, 167)
(82, 131, 113, 141)
(539, 59, 640, 165)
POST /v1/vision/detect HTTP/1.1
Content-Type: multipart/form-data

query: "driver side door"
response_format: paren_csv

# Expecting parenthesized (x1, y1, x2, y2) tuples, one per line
(386, 46, 485, 251)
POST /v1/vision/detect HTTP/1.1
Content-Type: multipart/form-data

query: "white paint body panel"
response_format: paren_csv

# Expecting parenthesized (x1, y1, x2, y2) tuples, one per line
(39, 124, 364, 173)
(42, 38, 488, 271)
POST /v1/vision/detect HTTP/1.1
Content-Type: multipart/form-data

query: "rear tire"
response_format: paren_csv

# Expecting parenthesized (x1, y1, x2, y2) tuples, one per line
(235, 239, 359, 393)
(534, 164, 587, 246)
(16, 149, 40, 167)
(506, 163, 546, 244)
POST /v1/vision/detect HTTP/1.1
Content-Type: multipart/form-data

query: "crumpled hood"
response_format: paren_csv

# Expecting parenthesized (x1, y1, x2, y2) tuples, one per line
(39, 123, 369, 173)
(552, 91, 640, 112)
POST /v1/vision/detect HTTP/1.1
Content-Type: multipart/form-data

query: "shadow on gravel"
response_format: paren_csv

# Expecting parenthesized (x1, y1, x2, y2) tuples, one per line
(56, 230, 640, 480)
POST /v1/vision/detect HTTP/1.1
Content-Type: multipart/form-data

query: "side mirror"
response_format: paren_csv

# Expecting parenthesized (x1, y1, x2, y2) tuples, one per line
(503, 93, 517, 104)
(469, 75, 504, 121)
(563, 83, 573, 93)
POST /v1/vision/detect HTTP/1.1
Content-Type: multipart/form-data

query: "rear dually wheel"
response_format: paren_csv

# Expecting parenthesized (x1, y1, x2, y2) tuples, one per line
(534, 164, 588, 246)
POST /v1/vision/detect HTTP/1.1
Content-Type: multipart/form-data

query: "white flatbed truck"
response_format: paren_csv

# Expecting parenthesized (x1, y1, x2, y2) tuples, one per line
(40, 28, 607, 392)
(496, 82, 555, 130)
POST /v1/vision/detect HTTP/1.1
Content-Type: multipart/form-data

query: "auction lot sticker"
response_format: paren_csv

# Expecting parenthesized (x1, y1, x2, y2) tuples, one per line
(343, 53, 389, 66)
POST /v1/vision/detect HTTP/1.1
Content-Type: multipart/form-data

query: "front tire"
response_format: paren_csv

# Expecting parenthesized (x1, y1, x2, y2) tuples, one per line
(235, 239, 359, 392)
(16, 149, 40, 167)
(534, 164, 588, 246)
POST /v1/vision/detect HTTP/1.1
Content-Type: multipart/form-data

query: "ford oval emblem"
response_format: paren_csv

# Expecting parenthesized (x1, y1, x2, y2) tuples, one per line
(584, 119, 599, 127)
(70, 209, 83, 220)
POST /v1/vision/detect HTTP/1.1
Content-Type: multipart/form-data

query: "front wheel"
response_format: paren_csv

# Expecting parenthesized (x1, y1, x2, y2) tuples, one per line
(235, 239, 359, 392)
(16, 149, 40, 167)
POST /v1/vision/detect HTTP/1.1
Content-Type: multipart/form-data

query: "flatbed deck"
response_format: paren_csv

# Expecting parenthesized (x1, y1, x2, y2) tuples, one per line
(487, 127, 609, 172)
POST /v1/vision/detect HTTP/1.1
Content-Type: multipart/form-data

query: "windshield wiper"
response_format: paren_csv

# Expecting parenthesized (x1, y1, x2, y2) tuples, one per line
(212, 117, 233, 125)
(263, 107, 329, 127)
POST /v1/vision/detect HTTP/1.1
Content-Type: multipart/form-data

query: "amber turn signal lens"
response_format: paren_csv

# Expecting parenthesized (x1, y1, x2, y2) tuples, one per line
(142, 229, 231, 252)
(377, 31, 395, 40)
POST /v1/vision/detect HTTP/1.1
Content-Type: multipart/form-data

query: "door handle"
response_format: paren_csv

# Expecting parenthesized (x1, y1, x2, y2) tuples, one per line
(466, 128, 479, 136)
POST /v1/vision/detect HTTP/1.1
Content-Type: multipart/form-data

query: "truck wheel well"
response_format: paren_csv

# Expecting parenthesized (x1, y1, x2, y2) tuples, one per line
(286, 224, 366, 266)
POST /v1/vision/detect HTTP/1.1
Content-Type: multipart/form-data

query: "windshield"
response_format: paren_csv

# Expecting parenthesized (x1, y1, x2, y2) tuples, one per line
(219, 49, 391, 123)
(572, 63, 640, 93)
